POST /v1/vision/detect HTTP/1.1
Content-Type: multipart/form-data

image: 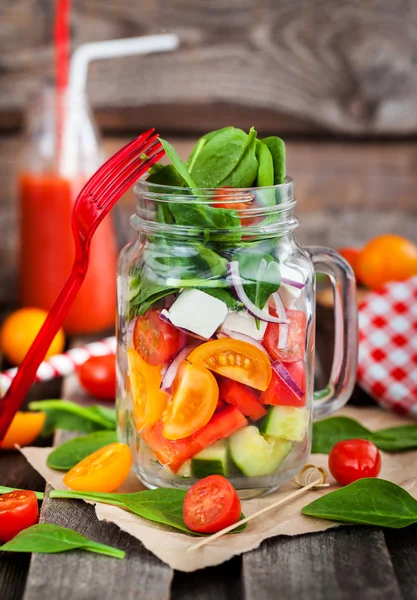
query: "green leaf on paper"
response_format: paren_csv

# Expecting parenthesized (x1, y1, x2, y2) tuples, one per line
(50, 488, 246, 535)
(302, 478, 417, 528)
(47, 431, 118, 471)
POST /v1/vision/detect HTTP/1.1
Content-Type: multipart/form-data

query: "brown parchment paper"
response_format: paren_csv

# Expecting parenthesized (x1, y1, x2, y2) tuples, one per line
(20, 406, 417, 572)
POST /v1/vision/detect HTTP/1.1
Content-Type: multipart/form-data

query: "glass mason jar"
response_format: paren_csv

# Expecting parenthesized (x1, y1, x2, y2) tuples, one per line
(117, 180, 357, 498)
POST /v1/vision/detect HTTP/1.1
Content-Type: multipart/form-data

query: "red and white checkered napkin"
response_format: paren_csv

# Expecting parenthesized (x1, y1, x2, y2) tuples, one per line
(357, 276, 417, 417)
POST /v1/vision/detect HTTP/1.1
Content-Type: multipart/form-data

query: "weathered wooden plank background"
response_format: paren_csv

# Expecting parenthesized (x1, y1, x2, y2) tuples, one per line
(1, 0, 417, 134)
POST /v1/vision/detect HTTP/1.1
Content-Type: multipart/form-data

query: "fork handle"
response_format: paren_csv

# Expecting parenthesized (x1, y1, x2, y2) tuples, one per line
(0, 262, 87, 441)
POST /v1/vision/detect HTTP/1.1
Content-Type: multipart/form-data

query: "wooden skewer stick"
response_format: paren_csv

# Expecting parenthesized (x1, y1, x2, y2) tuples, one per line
(187, 470, 329, 552)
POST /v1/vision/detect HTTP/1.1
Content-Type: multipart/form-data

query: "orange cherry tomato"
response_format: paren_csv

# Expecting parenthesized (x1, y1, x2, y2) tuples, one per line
(1, 412, 46, 450)
(183, 475, 241, 534)
(127, 349, 169, 431)
(0, 490, 39, 542)
(338, 247, 361, 281)
(188, 339, 272, 391)
(63, 443, 132, 492)
(162, 361, 218, 440)
(356, 234, 417, 290)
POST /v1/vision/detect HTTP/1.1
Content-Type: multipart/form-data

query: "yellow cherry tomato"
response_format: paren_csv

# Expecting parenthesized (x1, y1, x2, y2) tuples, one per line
(0, 412, 46, 450)
(0, 308, 65, 365)
(63, 443, 132, 492)
(162, 361, 219, 440)
(127, 349, 169, 431)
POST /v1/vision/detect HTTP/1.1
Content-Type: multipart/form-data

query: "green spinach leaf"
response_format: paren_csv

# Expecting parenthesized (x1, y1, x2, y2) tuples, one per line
(160, 139, 197, 188)
(262, 136, 286, 185)
(312, 416, 417, 454)
(0, 486, 44, 500)
(50, 488, 247, 535)
(190, 127, 258, 188)
(234, 249, 281, 309)
(147, 164, 186, 188)
(0, 524, 125, 558)
(168, 202, 241, 230)
(302, 479, 417, 528)
(28, 401, 116, 436)
(255, 140, 274, 188)
(47, 431, 118, 471)
(186, 127, 234, 172)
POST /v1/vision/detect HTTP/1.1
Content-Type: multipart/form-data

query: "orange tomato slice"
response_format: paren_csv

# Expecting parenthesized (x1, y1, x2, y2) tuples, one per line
(188, 339, 272, 391)
(63, 443, 132, 492)
(127, 349, 169, 431)
(1, 412, 46, 450)
(162, 361, 219, 440)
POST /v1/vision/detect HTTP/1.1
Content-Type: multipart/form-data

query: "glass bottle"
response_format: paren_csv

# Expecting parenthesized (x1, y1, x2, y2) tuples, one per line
(19, 84, 117, 334)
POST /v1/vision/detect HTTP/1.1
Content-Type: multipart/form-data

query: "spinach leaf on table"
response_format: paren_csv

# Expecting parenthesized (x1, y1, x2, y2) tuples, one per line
(302, 478, 417, 528)
(234, 249, 281, 309)
(28, 401, 116, 435)
(189, 127, 258, 188)
(262, 136, 286, 185)
(0, 524, 125, 558)
(50, 488, 247, 535)
(47, 431, 118, 471)
(312, 416, 417, 454)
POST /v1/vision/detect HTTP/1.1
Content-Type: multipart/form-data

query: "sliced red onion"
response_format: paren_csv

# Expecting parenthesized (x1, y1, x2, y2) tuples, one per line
(227, 262, 289, 324)
(159, 309, 208, 340)
(272, 292, 289, 349)
(272, 360, 304, 399)
(161, 342, 199, 391)
(219, 328, 269, 355)
(281, 277, 305, 290)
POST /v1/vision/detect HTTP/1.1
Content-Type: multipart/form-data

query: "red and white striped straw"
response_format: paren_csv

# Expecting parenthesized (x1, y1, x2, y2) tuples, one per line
(0, 336, 116, 394)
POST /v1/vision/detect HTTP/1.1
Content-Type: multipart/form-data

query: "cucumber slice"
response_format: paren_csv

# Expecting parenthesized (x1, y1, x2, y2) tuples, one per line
(229, 426, 292, 477)
(259, 406, 309, 442)
(191, 440, 228, 478)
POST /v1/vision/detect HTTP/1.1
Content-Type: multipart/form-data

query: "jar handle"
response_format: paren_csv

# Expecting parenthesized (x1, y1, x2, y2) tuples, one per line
(306, 246, 358, 420)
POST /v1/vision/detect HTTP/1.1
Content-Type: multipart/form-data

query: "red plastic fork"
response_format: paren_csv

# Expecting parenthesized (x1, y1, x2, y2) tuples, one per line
(0, 129, 164, 441)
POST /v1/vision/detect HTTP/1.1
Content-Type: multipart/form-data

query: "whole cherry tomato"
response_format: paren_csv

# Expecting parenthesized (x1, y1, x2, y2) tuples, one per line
(329, 439, 381, 486)
(0, 490, 39, 542)
(78, 355, 116, 400)
(183, 475, 241, 533)
(356, 234, 417, 290)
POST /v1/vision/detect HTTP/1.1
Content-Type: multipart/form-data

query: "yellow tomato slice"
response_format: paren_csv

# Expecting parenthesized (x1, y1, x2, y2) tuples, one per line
(1, 412, 46, 450)
(188, 339, 272, 391)
(127, 349, 169, 431)
(63, 443, 132, 492)
(162, 361, 219, 440)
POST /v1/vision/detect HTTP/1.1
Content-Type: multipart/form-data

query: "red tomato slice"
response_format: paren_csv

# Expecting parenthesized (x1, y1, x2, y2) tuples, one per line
(183, 475, 241, 533)
(263, 309, 307, 363)
(260, 361, 306, 407)
(133, 309, 187, 366)
(142, 406, 248, 472)
(78, 355, 116, 400)
(0, 490, 39, 542)
(218, 378, 267, 421)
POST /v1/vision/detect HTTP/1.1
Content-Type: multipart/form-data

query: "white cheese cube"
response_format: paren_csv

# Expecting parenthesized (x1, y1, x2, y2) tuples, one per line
(279, 265, 307, 308)
(168, 289, 228, 338)
(221, 311, 267, 340)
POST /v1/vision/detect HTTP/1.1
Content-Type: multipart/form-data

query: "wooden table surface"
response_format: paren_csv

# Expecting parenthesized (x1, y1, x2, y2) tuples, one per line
(1, 348, 417, 600)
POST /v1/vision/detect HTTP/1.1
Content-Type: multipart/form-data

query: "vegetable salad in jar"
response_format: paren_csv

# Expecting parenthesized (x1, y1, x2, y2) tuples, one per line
(116, 127, 357, 497)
